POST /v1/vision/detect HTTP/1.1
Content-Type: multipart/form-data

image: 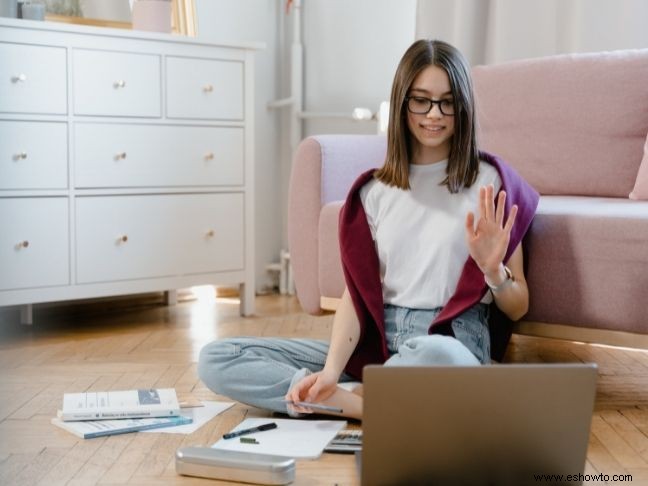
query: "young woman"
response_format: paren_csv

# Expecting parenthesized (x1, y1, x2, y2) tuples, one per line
(198, 39, 539, 420)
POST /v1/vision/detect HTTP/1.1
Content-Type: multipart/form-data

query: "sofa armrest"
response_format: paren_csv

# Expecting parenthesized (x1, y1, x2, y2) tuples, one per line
(288, 135, 386, 314)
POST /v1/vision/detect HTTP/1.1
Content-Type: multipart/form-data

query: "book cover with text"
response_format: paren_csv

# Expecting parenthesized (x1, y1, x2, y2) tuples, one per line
(58, 388, 181, 421)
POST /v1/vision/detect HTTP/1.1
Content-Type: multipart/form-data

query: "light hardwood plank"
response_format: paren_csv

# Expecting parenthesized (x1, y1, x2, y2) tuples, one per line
(21, 342, 73, 367)
(601, 410, 648, 461)
(112, 332, 153, 358)
(582, 460, 607, 485)
(590, 415, 646, 470)
(68, 433, 134, 486)
(154, 364, 192, 389)
(586, 432, 627, 477)
(36, 438, 107, 485)
(0, 385, 44, 421)
(98, 432, 160, 485)
(9, 387, 60, 420)
(12, 447, 68, 486)
(174, 364, 200, 394)
(0, 452, 38, 486)
(620, 408, 648, 437)
(130, 433, 185, 479)
(87, 374, 123, 393)
(625, 467, 648, 480)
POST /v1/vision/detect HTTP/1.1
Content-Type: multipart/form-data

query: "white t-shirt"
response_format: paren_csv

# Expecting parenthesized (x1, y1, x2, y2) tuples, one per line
(359, 160, 502, 309)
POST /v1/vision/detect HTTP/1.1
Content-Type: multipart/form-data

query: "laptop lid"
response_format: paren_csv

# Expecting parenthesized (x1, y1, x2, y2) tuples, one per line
(362, 364, 597, 486)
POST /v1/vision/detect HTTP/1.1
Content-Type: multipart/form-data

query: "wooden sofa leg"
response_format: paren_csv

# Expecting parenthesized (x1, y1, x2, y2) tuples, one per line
(320, 296, 341, 312)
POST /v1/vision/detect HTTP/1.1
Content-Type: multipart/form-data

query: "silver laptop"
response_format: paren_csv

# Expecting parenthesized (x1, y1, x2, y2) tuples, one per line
(361, 364, 597, 486)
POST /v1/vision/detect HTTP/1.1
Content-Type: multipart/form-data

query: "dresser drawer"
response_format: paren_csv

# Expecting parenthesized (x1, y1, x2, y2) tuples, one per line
(0, 121, 68, 190)
(0, 198, 69, 290)
(0, 43, 67, 115)
(76, 195, 178, 283)
(166, 57, 243, 120)
(73, 49, 161, 117)
(74, 123, 243, 187)
(175, 193, 244, 275)
(75, 193, 244, 283)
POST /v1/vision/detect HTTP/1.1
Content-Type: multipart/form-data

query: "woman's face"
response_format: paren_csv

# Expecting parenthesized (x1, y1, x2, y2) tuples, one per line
(406, 65, 455, 164)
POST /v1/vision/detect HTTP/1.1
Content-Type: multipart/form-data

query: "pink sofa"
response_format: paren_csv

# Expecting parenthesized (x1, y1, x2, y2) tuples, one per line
(288, 49, 648, 340)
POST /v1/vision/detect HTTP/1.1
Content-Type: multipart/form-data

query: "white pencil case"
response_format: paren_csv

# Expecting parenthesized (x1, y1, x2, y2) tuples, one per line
(175, 446, 295, 485)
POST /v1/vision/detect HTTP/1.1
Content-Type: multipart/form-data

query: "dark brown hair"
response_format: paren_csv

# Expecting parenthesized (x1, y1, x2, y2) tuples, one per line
(375, 39, 479, 192)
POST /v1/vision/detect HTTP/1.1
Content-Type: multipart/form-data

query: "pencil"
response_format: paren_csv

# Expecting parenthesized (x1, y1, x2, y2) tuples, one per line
(282, 400, 343, 413)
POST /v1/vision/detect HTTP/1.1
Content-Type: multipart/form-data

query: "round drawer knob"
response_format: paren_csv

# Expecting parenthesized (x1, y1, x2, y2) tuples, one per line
(115, 152, 127, 160)
(113, 80, 127, 89)
(206, 230, 215, 238)
(118, 235, 128, 243)
(203, 84, 214, 93)
(204, 152, 214, 161)
(14, 152, 28, 161)
(16, 240, 29, 249)
(12, 73, 27, 83)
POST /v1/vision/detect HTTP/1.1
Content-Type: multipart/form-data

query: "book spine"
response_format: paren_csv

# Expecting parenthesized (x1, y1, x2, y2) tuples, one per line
(60, 409, 180, 422)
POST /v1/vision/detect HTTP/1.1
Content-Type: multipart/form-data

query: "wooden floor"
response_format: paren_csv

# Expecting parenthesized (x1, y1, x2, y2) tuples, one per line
(1, 291, 648, 485)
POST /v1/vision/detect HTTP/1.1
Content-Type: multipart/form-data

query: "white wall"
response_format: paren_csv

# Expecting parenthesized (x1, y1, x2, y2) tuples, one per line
(277, 0, 417, 249)
(416, 0, 648, 66)
(195, 0, 282, 293)
(484, 0, 648, 63)
(301, 0, 417, 137)
(562, 0, 648, 53)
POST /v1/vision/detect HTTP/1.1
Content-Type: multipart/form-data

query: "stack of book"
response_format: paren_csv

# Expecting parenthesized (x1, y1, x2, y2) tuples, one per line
(52, 388, 192, 439)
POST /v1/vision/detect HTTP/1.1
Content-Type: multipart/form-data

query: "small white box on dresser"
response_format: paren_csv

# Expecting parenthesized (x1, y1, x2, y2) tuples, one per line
(0, 18, 262, 323)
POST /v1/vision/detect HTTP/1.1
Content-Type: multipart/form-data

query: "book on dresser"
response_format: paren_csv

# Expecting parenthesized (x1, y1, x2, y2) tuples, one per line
(58, 388, 181, 421)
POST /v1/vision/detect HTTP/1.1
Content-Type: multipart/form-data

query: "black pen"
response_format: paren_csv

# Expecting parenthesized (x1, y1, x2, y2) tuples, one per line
(223, 422, 278, 440)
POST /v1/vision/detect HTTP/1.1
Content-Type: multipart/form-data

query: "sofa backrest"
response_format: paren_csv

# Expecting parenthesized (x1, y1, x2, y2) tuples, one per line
(314, 134, 387, 205)
(473, 49, 648, 197)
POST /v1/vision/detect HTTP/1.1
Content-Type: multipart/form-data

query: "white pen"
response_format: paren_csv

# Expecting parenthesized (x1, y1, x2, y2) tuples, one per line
(282, 400, 343, 413)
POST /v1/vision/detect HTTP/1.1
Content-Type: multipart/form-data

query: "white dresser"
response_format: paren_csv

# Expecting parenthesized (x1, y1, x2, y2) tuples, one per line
(0, 18, 260, 321)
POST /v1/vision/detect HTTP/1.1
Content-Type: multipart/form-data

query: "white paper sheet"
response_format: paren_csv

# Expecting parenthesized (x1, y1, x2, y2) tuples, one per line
(211, 418, 347, 459)
(143, 400, 234, 434)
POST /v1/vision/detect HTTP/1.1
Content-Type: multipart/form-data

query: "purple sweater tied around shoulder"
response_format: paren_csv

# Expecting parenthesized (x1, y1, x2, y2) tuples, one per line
(338, 152, 540, 380)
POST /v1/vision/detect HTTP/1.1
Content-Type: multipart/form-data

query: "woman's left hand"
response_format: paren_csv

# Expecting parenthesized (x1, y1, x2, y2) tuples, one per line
(465, 184, 518, 276)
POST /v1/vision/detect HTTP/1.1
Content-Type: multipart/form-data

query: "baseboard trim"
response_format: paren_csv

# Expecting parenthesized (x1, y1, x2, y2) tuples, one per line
(319, 296, 648, 350)
(515, 321, 648, 350)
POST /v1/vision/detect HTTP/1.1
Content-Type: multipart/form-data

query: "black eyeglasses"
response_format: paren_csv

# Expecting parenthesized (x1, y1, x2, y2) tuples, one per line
(405, 96, 455, 116)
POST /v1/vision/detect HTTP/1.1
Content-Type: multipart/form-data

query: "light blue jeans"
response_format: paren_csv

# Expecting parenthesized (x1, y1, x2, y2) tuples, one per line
(198, 303, 490, 413)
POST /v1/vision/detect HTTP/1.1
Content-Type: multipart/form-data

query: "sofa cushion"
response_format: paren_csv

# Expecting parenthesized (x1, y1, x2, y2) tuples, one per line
(629, 133, 648, 200)
(525, 196, 648, 333)
(473, 50, 648, 198)
(318, 195, 648, 335)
